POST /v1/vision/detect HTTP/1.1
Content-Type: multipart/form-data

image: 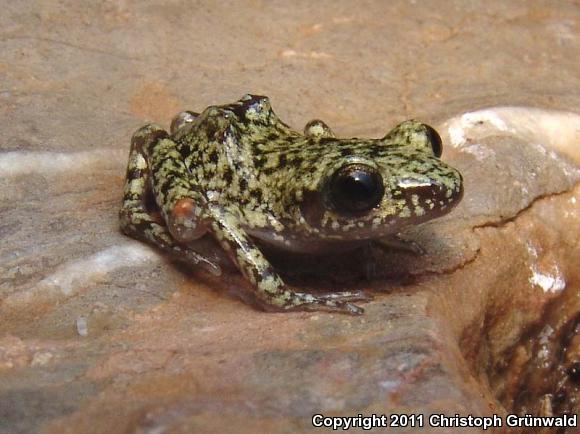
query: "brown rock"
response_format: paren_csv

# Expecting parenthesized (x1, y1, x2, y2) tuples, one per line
(0, 1, 578, 433)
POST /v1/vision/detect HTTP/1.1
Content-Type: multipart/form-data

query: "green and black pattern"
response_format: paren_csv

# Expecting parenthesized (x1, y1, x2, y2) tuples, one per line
(120, 94, 463, 314)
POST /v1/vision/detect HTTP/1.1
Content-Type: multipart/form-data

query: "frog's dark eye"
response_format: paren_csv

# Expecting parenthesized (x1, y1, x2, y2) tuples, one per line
(330, 164, 384, 213)
(424, 124, 443, 157)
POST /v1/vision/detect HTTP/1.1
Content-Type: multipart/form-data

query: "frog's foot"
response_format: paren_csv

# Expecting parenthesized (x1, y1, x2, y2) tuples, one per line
(374, 234, 426, 256)
(170, 110, 199, 134)
(307, 290, 373, 303)
(284, 292, 364, 315)
(177, 248, 222, 276)
(286, 291, 368, 315)
(304, 119, 335, 138)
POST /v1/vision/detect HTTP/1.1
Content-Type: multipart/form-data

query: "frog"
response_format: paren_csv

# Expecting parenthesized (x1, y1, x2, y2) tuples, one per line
(120, 94, 463, 315)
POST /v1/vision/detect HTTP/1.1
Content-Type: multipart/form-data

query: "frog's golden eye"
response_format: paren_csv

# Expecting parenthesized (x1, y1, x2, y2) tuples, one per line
(330, 164, 384, 213)
(424, 124, 442, 158)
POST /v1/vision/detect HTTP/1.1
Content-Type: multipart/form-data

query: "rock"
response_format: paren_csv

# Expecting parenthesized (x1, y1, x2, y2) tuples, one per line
(0, 1, 578, 433)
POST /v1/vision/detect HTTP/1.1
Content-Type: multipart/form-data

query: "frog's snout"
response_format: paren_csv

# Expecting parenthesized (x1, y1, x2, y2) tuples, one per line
(396, 172, 463, 220)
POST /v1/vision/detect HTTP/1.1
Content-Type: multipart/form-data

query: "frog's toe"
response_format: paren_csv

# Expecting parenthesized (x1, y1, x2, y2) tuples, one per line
(290, 291, 370, 315)
(183, 250, 222, 276)
(170, 111, 199, 134)
(341, 302, 365, 315)
(305, 300, 365, 315)
(312, 290, 373, 303)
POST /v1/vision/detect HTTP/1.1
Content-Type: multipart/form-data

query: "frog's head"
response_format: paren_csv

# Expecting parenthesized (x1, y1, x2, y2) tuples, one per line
(297, 120, 463, 240)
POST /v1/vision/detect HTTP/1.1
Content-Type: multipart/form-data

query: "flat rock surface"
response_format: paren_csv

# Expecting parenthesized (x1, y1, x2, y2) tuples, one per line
(0, 1, 579, 433)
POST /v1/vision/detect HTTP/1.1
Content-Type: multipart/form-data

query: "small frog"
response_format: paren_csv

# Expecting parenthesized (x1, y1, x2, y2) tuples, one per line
(120, 94, 463, 314)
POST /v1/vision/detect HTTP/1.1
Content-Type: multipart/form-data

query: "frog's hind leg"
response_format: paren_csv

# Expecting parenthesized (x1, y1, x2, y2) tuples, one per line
(119, 124, 221, 276)
(120, 124, 168, 243)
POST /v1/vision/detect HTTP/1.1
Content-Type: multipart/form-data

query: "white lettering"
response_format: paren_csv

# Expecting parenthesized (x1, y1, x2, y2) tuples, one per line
(506, 414, 577, 428)
(428, 414, 502, 429)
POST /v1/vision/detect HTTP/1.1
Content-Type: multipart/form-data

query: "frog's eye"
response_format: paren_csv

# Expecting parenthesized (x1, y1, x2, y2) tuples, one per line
(424, 124, 442, 157)
(330, 164, 384, 213)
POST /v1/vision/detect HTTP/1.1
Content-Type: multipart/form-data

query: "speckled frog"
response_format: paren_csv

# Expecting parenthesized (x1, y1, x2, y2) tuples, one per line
(120, 94, 463, 314)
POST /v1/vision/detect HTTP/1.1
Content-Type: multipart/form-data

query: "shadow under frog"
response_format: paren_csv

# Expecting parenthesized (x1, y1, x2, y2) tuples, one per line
(120, 94, 463, 314)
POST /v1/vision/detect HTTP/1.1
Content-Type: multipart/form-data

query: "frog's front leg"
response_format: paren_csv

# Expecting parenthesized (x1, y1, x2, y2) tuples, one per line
(207, 206, 370, 315)
(120, 124, 221, 275)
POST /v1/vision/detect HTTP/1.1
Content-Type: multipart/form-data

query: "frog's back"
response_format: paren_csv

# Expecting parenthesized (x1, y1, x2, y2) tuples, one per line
(173, 95, 307, 211)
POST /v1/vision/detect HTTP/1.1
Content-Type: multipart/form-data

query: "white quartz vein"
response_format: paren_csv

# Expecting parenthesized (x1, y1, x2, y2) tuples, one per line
(0, 149, 126, 177)
(441, 107, 580, 164)
(4, 241, 161, 306)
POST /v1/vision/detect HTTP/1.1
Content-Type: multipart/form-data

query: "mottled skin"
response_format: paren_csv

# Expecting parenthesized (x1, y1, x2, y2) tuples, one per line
(120, 94, 463, 314)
